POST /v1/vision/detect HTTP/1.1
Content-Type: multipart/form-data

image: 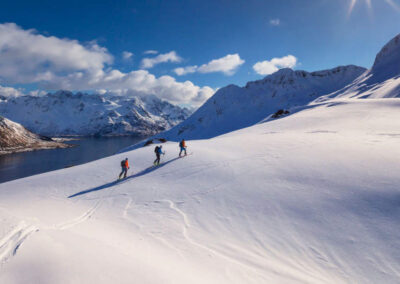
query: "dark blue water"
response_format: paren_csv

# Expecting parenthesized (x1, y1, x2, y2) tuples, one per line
(0, 136, 145, 184)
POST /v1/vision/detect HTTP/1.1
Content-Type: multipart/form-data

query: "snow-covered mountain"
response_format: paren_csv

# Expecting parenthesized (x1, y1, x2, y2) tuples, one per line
(157, 65, 366, 140)
(315, 34, 400, 102)
(0, 91, 191, 137)
(0, 116, 70, 154)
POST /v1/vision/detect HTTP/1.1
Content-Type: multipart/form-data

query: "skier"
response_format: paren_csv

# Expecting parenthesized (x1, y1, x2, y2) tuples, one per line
(154, 145, 165, 166)
(179, 139, 187, 157)
(119, 158, 129, 179)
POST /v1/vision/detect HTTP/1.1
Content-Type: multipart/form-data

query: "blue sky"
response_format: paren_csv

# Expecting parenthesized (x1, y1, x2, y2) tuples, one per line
(0, 0, 399, 105)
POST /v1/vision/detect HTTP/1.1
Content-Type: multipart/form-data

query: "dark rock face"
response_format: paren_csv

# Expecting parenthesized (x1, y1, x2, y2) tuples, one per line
(271, 109, 290, 119)
(0, 116, 72, 155)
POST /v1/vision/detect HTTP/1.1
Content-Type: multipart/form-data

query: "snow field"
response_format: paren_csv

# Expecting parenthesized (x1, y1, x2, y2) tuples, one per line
(0, 99, 400, 283)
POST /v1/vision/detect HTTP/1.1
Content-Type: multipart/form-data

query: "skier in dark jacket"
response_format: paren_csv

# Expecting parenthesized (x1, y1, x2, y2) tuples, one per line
(154, 145, 165, 166)
(119, 158, 129, 179)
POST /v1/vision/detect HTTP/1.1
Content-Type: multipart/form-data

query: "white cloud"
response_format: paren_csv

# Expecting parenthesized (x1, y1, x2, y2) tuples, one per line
(253, 55, 297, 75)
(122, 51, 133, 60)
(174, 65, 198, 76)
(0, 85, 24, 97)
(44, 69, 214, 106)
(190, 86, 215, 105)
(0, 23, 213, 106)
(0, 23, 113, 84)
(269, 19, 281, 26)
(198, 54, 245, 75)
(141, 51, 182, 69)
(175, 54, 245, 76)
(0, 85, 48, 98)
(143, 50, 158, 55)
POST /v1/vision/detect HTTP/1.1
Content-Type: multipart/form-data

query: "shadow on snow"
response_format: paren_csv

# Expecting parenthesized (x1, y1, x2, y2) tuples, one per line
(68, 156, 181, 198)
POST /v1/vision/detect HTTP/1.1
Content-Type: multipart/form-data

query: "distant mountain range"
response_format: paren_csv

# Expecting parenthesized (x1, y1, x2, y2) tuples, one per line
(0, 92, 191, 137)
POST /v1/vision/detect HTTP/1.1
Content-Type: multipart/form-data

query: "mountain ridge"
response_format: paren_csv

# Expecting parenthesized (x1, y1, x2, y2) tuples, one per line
(154, 64, 366, 140)
(315, 33, 400, 102)
(0, 91, 192, 137)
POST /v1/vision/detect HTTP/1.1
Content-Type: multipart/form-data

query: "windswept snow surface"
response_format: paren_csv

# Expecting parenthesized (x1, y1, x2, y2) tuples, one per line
(0, 98, 400, 283)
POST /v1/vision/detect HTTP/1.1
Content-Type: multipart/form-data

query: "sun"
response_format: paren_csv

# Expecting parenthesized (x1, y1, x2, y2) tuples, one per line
(348, 0, 400, 16)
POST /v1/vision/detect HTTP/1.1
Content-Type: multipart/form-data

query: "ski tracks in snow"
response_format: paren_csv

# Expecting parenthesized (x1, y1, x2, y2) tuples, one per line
(55, 200, 102, 230)
(0, 221, 38, 264)
(0, 199, 102, 267)
(123, 197, 133, 219)
(162, 199, 267, 281)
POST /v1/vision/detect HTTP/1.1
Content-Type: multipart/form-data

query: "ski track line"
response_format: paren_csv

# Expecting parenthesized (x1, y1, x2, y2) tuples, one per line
(56, 177, 119, 230)
(162, 199, 268, 281)
(123, 197, 133, 219)
(0, 221, 38, 265)
(55, 200, 102, 230)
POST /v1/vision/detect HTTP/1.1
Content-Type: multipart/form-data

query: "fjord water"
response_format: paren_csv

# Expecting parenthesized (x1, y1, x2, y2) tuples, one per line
(0, 136, 145, 184)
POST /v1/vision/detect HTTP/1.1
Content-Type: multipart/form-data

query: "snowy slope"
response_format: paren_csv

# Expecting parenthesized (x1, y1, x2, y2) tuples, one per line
(0, 116, 70, 154)
(0, 91, 191, 137)
(157, 65, 366, 140)
(0, 97, 400, 283)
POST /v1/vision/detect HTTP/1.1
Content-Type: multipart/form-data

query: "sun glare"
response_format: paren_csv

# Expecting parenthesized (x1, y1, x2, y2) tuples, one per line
(348, 0, 400, 16)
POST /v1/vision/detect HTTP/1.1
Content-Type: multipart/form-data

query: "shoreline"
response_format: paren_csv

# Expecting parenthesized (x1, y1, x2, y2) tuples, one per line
(0, 142, 75, 156)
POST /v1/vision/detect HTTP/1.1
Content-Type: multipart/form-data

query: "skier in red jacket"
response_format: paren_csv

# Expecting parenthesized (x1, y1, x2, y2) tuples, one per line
(119, 158, 129, 179)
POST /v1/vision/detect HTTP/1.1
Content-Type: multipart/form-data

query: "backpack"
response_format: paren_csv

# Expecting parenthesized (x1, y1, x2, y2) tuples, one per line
(154, 146, 159, 153)
(121, 160, 125, 167)
(179, 141, 183, 147)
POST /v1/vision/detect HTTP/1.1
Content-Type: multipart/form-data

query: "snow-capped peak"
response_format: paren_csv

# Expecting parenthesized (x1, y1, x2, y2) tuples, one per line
(315, 34, 400, 101)
(372, 34, 400, 78)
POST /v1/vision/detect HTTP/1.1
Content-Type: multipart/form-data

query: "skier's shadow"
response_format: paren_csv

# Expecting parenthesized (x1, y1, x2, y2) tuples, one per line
(68, 157, 181, 198)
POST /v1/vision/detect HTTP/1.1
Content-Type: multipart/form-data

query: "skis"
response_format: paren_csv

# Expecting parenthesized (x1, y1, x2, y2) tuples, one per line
(179, 152, 193, 158)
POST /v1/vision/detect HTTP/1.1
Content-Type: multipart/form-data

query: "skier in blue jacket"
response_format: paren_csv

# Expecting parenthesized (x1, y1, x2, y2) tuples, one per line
(154, 145, 165, 166)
